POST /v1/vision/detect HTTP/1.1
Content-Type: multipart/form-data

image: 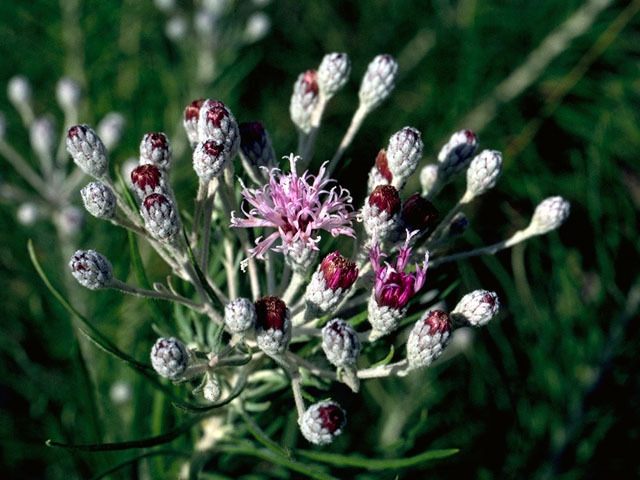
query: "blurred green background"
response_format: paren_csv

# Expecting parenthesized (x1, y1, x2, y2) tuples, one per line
(1, 0, 639, 478)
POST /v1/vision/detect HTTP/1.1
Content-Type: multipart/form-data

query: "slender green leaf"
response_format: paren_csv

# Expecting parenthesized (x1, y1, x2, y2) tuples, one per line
(296, 448, 459, 469)
(115, 168, 139, 212)
(182, 228, 224, 312)
(172, 370, 247, 413)
(238, 409, 290, 459)
(371, 345, 395, 368)
(89, 449, 190, 480)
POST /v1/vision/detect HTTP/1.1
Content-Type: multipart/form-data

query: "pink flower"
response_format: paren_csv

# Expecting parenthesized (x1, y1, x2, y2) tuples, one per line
(231, 154, 356, 260)
(370, 230, 429, 310)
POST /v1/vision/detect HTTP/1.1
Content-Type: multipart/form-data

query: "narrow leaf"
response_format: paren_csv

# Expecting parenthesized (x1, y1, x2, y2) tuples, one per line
(371, 345, 395, 368)
(89, 449, 190, 480)
(296, 448, 459, 469)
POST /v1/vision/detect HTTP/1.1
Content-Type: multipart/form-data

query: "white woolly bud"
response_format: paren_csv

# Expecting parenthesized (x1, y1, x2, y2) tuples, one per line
(386, 126, 423, 189)
(56, 206, 84, 236)
(141, 193, 181, 242)
(244, 12, 270, 43)
(203, 375, 221, 402)
(140, 132, 173, 171)
(361, 202, 401, 243)
(406, 310, 452, 369)
(7, 75, 32, 107)
(224, 298, 257, 333)
(69, 249, 114, 290)
(150, 337, 190, 380)
(121, 158, 138, 187)
(317, 53, 351, 98)
(420, 164, 439, 196)
(451, 290, 500, 327)
(17, 203, 39, 226)
(56, 77, 83, 112)
(193, 139, 229, 180)
(367, 295, 405, 340)
(197, 99, 240, 158)
(358, 54, 398, 111)
(66, 124, 109, 179)
(322, 319, 360, 368)
(289, 70, 319, 134)
(97, 112, 126, 151)
(528, 196, 570, 235)
(29, 116, 56, 159)
(465, 150, 502, 199)
(437, 129, 479, 179)
(165, 16, 188, 41)
(81, 182, 116, 219)
(300, 401, 346, 445)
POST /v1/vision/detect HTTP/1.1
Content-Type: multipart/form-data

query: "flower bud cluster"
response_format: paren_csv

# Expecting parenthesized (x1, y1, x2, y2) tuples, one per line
(254, 296, 291, 356)
(140, 132, 172, 171)
(69, 249, 113, 290)
(359, 54, 398, 111)
(361, 185, 402, 242)
(290, 70, 319, 134)
(317, 53, 351, 98)
(81, 182, 116, 219)
(151, 337, 190, 380)
(305, 252, 358, 318)
(66, 124, 109, 179)
(528, 196, 570, 235)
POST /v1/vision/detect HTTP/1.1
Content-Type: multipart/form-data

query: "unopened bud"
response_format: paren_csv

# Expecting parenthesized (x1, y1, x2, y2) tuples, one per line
(197, 99, 240, 157)
(366, 149, 392, 193)
(29, 116, 56, 159)
(97, 112, 126, 151)
(254, 296, 291, 356)
(362, 185, 401, 240)
(528, 196, 570, 235)
(224, 297, 257, 333)
(81, 182, 116, 219)
(358, 54, 398, 111)
(322, 319, 360, 368)
(140, 132, 172, 171)
(239, 121, 276, 169)
(131, 164, 167, 200)
(193, 139, 230, 180)
(305, 252, 358, 317)
(386, 127, 423, 189)
(406, 310, 452, 369)
(451, 290, 499, 327)
(317, 53, 351, 98)
(244, 12, 270, 43)
(69, 249, 113, 290)
(300, 401, 346, 445)
(141, 193, 180, 241)
(438, 129, 478, 178)
(17, 202, 39, 226)
(150, 337, 189, 380)
(56, 205, 84, 236)
(401, 194, 438, 232)
(465, 150, 502, 198)
(7, 75, 32, 107)
(203, 374, 221, 402)
(367, 294, 405, 340)
(66, 124, 109, 179)
(284, 241, 319, 275)
(289, 70, 319, 134)
(56, 77, 83, 112)
(184, 99, 205, 146)
(420, 164, 439, 196)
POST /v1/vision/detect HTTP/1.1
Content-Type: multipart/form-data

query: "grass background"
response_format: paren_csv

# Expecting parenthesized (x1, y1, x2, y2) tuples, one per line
(1, 0, 639, 478)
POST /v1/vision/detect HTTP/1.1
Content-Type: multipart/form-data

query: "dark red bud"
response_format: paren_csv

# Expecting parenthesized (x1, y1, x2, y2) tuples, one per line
(254, 296, 288, 331)
(68, 124, 87, 139)
(401, 194, 438, 232)
(132, 164, 162, 190)
(368, 185, 401, 216)
(318, 404, 345, 433)
(205, 100, 229, 128)
(464, 129, 477, 143)
(375, 149, 392, 182)
(320, 251, 358, 290)
(146, 132, 169, 150)
(202, 139, 224, 157)
(423, 310, 451, 335)
(302, 70, 319, 95)
(185, 99, 204, 121)
(143, 193, 170, 210)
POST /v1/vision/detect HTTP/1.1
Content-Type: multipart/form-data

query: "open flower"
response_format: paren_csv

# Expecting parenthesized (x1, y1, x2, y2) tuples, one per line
(231, 154, 356, 261)
(370, 230, 429, 310)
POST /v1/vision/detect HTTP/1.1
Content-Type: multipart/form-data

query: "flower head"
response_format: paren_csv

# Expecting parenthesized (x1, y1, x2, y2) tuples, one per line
(369, 230, 428, 310)
(231, 154, 356, 261)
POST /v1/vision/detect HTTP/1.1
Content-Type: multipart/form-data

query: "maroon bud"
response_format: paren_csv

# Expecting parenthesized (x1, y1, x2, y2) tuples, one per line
(320, 251, 358, 290)
(301, 70, 319, 95)
(132, 164, 162, 191)
(254, 296, 288, 331)
(204, 100, 229, 128)
(375, 149, 392, 182)
(423, 310, 451, 335)
(401, 193, 438, 232)
(185, 99, 204, 122)
(202, 139, 224, 157)
(368, 185, 401, 216)
(239, 121, 265, 149)
(68, 124, 86, 139)
(317, 403, 345, 433)
(143, 192, 170, 210)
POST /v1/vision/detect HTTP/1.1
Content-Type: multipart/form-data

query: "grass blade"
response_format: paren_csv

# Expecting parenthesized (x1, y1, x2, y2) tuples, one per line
(295, 448, 459, 469)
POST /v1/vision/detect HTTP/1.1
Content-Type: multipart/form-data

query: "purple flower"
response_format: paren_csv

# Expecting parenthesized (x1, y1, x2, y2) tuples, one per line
(370, 231, 429, 310)
(231, 154, 356, 260)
